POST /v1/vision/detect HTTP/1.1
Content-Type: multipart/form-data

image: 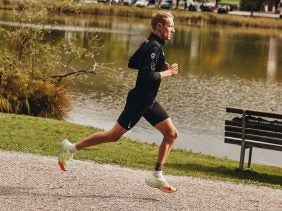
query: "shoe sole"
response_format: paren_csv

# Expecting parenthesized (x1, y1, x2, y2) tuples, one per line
(58, 161, 67, 171)
(159, 186, 177, 193)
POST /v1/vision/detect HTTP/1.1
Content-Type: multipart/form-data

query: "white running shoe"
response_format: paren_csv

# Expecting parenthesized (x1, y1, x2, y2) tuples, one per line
(145, 174, 177, 193)
(58, 139, 74, 171)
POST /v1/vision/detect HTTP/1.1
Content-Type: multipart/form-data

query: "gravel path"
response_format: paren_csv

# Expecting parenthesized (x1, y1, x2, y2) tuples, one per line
(0, 151, 281, 211)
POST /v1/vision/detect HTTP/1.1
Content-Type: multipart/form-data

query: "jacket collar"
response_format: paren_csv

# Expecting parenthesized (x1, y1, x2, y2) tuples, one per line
(148, 33, 165, 45)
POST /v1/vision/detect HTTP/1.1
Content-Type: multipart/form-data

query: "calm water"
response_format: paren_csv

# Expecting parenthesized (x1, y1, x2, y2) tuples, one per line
(1, 12, 281, 167)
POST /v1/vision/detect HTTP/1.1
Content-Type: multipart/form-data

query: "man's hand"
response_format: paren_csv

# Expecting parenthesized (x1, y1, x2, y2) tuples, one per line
(160, 63, 179, 78)
(170, 63, 178, 76)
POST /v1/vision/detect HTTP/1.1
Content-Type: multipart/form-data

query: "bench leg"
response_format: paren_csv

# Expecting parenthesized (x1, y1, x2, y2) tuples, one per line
(248, 147, 253, 169)
(239, 111, 247, 170)
(239, 145, 245, 170)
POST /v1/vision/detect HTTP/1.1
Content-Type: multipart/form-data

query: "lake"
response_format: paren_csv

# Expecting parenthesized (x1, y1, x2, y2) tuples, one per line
(0, 11, 281, 167)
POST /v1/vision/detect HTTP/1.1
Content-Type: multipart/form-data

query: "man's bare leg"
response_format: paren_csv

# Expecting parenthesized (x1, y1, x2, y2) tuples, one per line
(154, 118, 178, 166)
(58, 123, 127, 171)
(145, 118, 178, 193)
(75, 123, 128, 150)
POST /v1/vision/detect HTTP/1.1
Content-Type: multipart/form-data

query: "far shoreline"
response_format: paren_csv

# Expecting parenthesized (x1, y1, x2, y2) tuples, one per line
(0, 0, 282, 30)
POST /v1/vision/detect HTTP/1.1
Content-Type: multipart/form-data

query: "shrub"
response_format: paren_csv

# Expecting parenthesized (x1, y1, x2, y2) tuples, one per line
(0, 58, 69, 119)
(0, 7, 101, 119)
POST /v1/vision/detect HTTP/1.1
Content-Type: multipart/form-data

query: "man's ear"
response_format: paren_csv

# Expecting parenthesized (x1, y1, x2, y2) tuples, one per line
(156, 23, 163, 31)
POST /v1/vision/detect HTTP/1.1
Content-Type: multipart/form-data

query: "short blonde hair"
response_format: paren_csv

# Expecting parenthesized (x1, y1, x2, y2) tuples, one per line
(151, 12, 174, 30)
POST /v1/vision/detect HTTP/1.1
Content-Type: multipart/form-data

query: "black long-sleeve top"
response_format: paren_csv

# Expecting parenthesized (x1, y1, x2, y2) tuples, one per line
(127, 33, 165, 105)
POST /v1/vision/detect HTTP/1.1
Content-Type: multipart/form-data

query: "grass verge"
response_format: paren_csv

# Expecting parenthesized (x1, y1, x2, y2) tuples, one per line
(0, 112, 281, 189)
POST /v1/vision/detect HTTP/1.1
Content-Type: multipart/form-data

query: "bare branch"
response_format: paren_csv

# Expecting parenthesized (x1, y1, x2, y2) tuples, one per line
(49, 42, 113, 82)
(50, 69, 96, 80)
(90, 55, 97, 72)
(50, 61, 97, 80)
(58, 62, 77, 72)
(66, 55, 76, 67)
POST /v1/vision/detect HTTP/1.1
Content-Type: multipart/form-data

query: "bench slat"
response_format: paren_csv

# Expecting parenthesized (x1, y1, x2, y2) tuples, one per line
(225, 120, 282, 133)
(226, 107, 282, 119)
(225, 125, 282, 139)
(224, 138, 282, 151)
(245, 110, 282, 120)
(226, 107, 243, 114)
(225, 131, 282, 145)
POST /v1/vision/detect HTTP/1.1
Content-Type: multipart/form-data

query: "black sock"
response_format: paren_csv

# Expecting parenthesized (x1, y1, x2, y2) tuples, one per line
(154, 163, 164, 171)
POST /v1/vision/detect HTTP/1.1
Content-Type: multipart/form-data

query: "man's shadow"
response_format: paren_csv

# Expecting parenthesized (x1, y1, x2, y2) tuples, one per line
(0, 185, 160, 202)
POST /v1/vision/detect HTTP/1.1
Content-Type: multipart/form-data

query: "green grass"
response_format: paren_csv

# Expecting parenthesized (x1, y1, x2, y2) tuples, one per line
(0, 112, 281, 189)
(221, 0, 239, 5)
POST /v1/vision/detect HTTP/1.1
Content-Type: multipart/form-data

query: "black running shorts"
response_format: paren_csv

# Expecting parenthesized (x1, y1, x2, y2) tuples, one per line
(117, 100, 169, 130)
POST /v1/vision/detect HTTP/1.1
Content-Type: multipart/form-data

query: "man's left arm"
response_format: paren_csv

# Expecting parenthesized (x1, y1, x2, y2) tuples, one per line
(160, 63, 179, 79)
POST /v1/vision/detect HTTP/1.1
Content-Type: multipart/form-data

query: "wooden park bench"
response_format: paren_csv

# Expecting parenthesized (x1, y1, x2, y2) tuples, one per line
(224, 107, 282, 170)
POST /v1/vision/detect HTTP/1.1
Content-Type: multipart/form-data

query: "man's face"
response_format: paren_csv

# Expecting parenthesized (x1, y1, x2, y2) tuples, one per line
(159, 17, 175, 41)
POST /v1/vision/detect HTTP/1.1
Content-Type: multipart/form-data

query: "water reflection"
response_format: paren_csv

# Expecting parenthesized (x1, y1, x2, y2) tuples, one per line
(267, 36, 278, 82)
(0, 11, 281, 167)
(190, 29, 200, 60)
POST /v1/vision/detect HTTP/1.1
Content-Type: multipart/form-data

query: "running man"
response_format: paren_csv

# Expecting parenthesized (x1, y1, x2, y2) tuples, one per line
(58, 11, 179, 193)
